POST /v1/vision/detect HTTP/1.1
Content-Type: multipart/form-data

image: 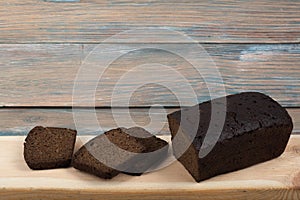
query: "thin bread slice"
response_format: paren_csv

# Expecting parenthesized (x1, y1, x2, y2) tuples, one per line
(72, 127, 168, 179)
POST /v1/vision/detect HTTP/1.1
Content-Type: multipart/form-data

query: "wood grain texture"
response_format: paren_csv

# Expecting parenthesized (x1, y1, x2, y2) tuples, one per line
(0, 44, 299, 107)
(0, 135, 299, 199)
(0, 108, 173, 136)
(289, 109, 300, 133)
(0, 108, 299, 136)
(0, 0, 299, 43)
(1, 189, 300, 200)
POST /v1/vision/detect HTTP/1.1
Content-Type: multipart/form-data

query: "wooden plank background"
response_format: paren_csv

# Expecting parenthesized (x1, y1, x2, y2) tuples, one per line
(0, 108, 299, 136)
(0, 44, 299, 107)
(0, 0, 299, 43)
(0, 0, 299, 136)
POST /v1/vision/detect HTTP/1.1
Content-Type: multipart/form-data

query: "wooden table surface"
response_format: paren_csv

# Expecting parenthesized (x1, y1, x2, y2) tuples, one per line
(0, 0, 299, 199)
(0, 135, 299, 200)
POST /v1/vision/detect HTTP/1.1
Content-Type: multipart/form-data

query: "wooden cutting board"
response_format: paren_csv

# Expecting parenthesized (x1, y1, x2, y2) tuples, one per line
(0, 135, 299, 200)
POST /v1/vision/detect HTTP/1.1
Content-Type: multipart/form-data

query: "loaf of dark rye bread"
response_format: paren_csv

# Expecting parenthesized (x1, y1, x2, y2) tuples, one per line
(167, 92, 293, 182)
(72, 127, 168, 179)
(24, 126, 77, 170)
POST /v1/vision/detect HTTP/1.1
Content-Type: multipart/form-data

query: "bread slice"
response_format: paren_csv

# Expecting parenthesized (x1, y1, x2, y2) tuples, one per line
(72, 127, 168, 179)
(122, 127, 168, 176)
(24, 126, 77, 170)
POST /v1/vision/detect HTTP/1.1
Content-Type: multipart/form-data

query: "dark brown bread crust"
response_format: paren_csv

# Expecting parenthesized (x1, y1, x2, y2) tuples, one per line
(72, 128, 146, 179)
(122, 127, 169, 176)
(24, 126, 77, 170)
(72, 127, 168, 179)
(167, 92, 293, 182)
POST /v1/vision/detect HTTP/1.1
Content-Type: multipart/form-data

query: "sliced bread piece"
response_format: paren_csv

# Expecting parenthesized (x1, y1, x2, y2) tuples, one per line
(24, 126, 77, 170)
(72, 127, 168, 179)
(122, 127, 168, 176)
